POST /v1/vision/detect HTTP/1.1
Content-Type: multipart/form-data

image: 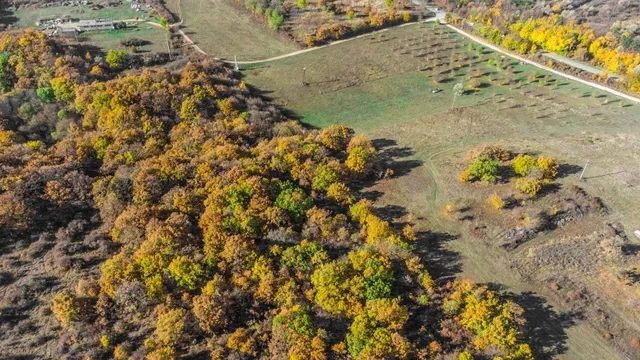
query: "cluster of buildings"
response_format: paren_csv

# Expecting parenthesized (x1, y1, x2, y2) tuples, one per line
(40, 17, 124, 37)
(35, 0, 149, 38)
(57, 19, 124, 37)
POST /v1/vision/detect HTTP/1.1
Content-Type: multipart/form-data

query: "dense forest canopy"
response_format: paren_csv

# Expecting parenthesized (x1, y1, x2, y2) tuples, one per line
(0, 30, 534, 359)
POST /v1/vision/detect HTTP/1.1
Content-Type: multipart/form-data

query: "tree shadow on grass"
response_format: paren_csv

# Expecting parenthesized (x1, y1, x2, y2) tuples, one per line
(414, 231, 462, 282)
(0, 3, 17, 27)
(372, 204, 408, 223)
(557, 163, 583, 178)
(507, 290, 582, 359)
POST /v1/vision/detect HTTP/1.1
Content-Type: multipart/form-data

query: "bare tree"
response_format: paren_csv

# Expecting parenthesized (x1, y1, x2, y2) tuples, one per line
(452, 82, 464, 109)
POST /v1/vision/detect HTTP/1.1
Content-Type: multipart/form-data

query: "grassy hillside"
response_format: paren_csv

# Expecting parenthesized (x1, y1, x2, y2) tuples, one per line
(243, 22, 640, 359)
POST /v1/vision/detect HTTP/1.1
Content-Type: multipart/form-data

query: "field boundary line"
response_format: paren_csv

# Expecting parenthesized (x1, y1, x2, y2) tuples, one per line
(445, 23, 640, 104)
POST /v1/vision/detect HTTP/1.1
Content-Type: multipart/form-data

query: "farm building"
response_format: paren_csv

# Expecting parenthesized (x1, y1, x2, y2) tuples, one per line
(57, 19, 122, 33)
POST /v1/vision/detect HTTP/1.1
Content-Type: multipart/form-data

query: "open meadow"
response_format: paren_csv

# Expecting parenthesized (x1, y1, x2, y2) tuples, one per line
(243, 23, 640, 359)
(77, 24, 168, 53)
(179, 0, 298, 60)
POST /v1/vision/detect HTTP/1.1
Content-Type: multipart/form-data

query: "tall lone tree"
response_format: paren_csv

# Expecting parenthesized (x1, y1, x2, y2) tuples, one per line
(159, 17, 172, 60)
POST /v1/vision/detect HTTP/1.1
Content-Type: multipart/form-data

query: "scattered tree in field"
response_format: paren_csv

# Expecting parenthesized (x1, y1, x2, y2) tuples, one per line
(489, 193, 506, 209)
(514, 177, 544, 196)
(465, 156, 499, 183)
(512, 154, 536, 177)
(452, 82, 464, 109)
(537, 156, 559, 179)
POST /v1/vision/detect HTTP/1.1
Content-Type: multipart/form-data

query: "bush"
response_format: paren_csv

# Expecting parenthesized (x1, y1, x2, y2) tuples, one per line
(536, 156, 559, 179)
(467, 156, 499, 183)
(275, 184, 313, 221)
(19, 103, 37, 119)
(347, 9, 355, 20)
(460, 169, 472, 182)
(489, 193, 505, 209)
(37, 86, 55, 103)
(514, 178, 543, 196)
(155, 307, 187, 346)
(297, 0, 305, 8)
(267, 9, 284, 30)
(106, 49, 128, 69)
(512, 154, 536, 177)
(402, 11, 412, 22)
(305, 35, 315, 47)
(26, 140, 45, 151)
(167, 256, 202, 291)
(281, 240, 327, 271)
(114, 345, 128, 359)
(51, 292, 79, 325)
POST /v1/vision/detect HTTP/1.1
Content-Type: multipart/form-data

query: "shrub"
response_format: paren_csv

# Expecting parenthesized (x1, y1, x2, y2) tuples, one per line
(113, 345, 128, 359)
(536, 156, 559, 179)
(167, 256, 202, 291)
(19, 103, 37, 119)
(512, 154, 536, 177)
(305, 35, 315, 47)
(514, 178, 543, 196)
(155, 307, 187, 346)
(297, 0, 305, 8)
(327, 182, 354, 205)
(100, 335, 110, 348)
(347, 9, 355, 20)
(312, 163, 339, 191)
(466, 78, 481, 91)
(281, 240, 328, 271)
(106, 49, 128, 69)
(26, 140, 45, 151)
(275, 184, 313, 221)
(460, 169, 472, 182)
(51, 292, 79, 326)
(402, 11, 412, 22)
(489, 193, 505, 209)
(37, 86, 55, 103)
(267, 9, 285, 30)
(468, 145, 511, 161)
(467, 156, 499, 183)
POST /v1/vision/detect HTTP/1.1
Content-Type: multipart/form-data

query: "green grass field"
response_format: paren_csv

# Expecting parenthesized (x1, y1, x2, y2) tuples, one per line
(180, 0, 297, 60)
(243, 23, 640, 360)
(79, 25, 168, 53)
